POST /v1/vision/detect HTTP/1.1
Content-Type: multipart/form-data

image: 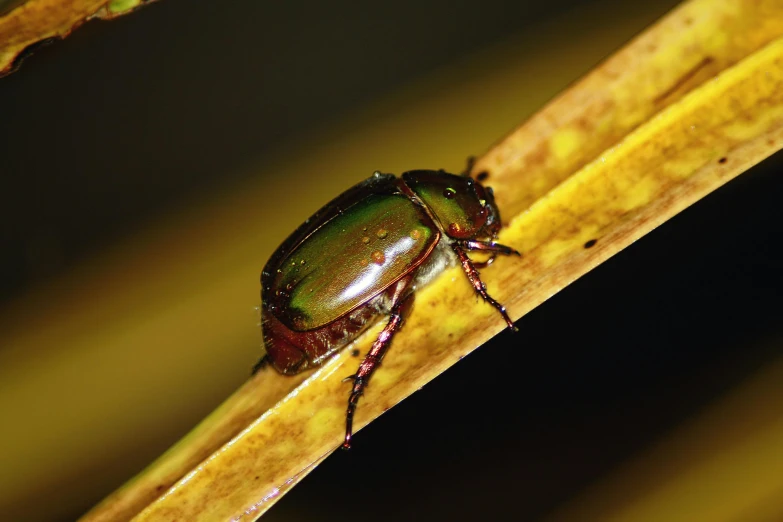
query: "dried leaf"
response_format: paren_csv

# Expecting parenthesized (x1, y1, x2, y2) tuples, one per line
(0, 0, 152, 76)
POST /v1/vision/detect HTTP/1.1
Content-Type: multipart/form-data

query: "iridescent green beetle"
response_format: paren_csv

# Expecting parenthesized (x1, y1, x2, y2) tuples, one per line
(259, 170, 519, 448)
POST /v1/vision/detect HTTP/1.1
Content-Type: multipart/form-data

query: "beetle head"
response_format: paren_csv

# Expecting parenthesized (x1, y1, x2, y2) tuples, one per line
(402, 170, 502, 240)
(473, 181, 502, 239)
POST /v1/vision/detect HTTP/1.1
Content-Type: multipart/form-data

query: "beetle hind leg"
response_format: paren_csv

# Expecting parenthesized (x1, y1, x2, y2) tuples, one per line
(343, 283, 414, 450)
(451, 243, 517, 332)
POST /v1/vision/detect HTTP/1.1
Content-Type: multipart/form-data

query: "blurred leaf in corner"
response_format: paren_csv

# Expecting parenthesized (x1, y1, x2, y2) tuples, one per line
(0, 0, 152, 76)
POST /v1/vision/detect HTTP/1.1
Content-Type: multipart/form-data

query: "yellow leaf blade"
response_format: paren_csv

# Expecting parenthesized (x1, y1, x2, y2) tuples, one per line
(477, 0, 783, 218)
(79, 2, 783, 521)
(81, 370, 311, 522)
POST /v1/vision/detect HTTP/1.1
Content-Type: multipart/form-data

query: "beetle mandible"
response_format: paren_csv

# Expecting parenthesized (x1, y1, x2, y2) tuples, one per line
(258, 169, 520, 449)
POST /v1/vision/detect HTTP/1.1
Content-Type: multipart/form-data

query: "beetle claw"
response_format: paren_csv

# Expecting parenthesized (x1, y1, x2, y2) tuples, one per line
(472, 254, 496, 269)
(341, 374, 358, 383)
(499, 305, 518, 332)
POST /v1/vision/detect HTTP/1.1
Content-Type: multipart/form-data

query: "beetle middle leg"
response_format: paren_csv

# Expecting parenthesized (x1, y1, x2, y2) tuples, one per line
(451, 243, 517, 331)
(343, 278, 414, 450)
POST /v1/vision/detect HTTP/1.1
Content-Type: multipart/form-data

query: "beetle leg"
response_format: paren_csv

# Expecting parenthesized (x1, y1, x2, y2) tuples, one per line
(460, 240, 520, 268)
(459, 239, 522, 257)
(343, 284, 415, 450)
(451, 243, 517, 332)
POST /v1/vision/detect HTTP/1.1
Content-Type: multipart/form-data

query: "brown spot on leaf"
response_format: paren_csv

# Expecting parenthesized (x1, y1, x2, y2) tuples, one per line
(654, 56, 714, 105)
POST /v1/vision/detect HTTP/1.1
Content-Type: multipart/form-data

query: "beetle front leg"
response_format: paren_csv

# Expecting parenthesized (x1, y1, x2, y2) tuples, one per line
(451, 243, 517, 331)
(459, 239, 521, 257)
(460, 239, 520, 268)
(343, 288, 414, 450)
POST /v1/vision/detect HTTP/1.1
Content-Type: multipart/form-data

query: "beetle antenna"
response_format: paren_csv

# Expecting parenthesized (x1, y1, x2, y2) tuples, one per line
(461, 156, 477, 178)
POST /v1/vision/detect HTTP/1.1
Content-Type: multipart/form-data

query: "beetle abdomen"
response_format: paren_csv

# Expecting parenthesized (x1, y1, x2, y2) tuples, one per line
(262, 276, 407, 373)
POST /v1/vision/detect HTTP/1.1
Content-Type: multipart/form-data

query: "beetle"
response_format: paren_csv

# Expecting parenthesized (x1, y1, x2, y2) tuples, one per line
(259, 169, 519, 449)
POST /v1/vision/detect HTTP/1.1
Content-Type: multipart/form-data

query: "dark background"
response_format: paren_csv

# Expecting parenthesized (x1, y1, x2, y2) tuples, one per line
(0, 0, 651, 302)
(2, 1, 781, 521)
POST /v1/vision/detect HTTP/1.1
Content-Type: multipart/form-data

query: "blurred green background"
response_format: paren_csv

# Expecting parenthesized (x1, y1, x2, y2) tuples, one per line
(2, 0, 783, 520)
